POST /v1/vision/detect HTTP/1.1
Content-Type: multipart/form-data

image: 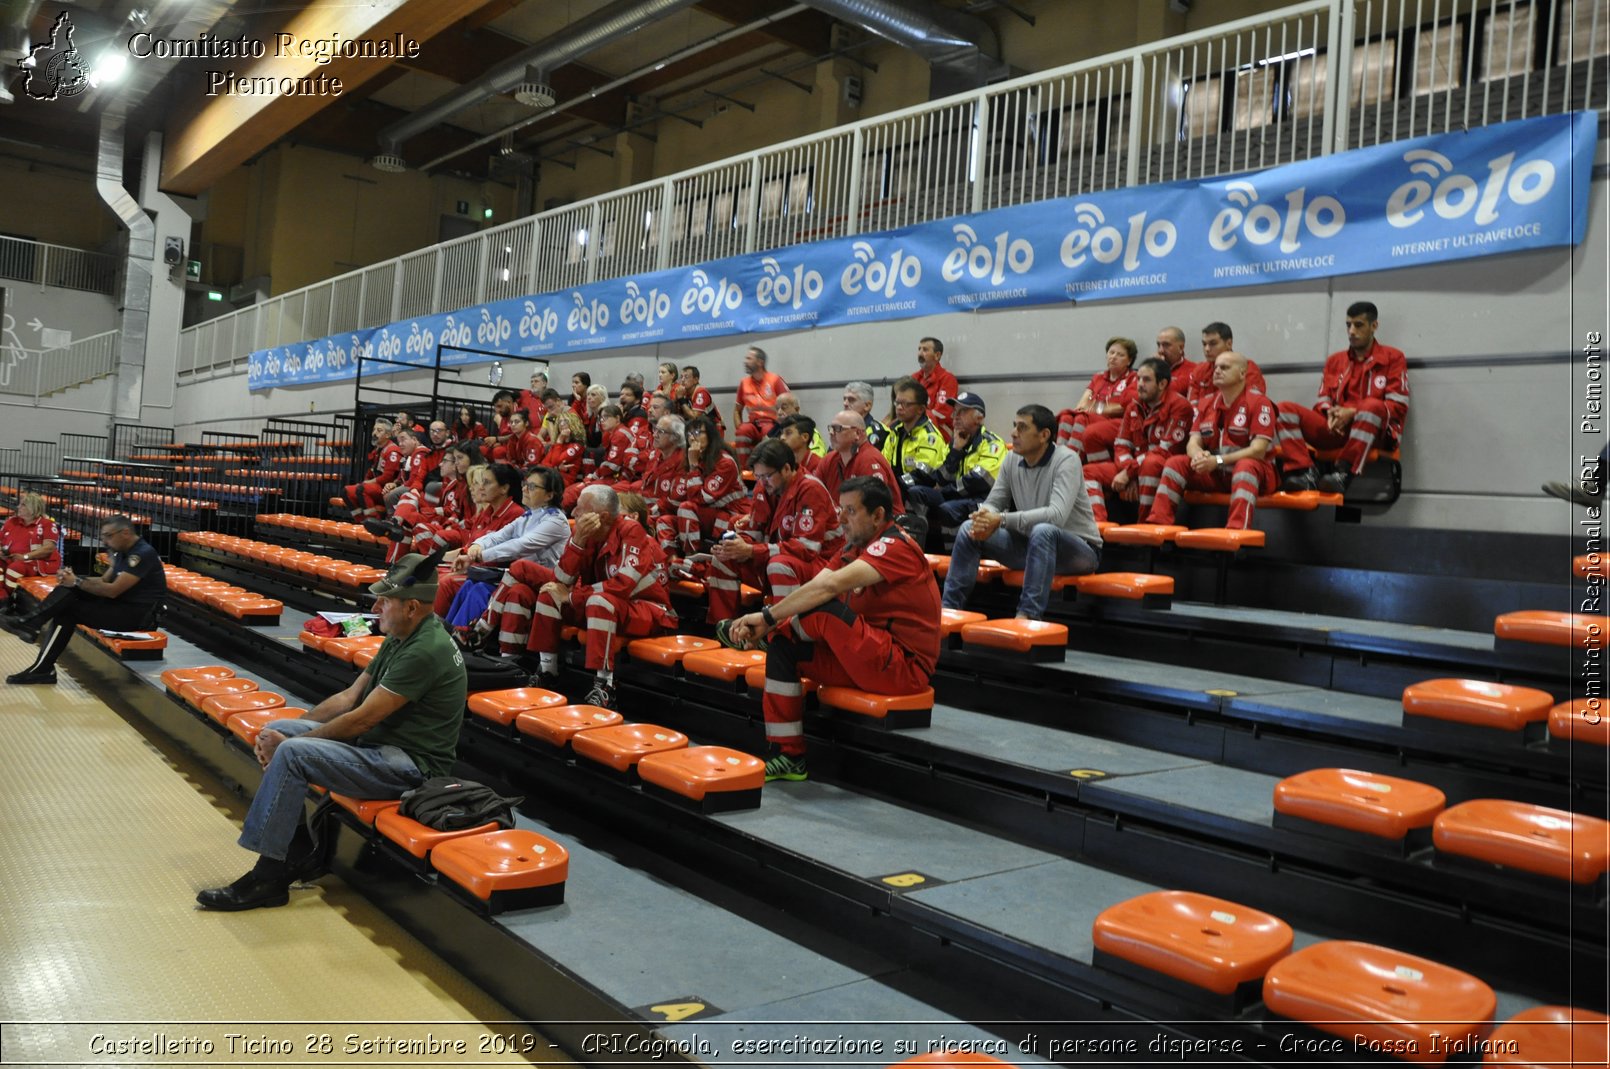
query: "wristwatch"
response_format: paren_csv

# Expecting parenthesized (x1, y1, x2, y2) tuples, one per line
(1215, 454, 1224, 467)
(760, 605, 777, 627)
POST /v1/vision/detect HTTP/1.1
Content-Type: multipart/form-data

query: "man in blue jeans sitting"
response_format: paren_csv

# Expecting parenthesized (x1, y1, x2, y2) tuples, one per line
(942, 404, 1103, 620)
(196, 553, 467, 911)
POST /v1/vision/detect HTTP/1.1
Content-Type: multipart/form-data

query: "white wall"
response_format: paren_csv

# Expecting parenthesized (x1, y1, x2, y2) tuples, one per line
(24, 168, 1599, 540)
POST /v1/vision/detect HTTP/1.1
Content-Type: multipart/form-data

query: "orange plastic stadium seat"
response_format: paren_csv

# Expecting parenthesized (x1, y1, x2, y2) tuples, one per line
(161, 665, 235, 693)
(1103, 524, 1186, 547)
(178, 677, 259, 708)
(925, 553, 951, 577)
(328, 792, 401, 826)
(570, 723, 689, 774)
(669, 578, 706, 598)
(638, 746, 765, 811)
(682, 648, 768, 685)
(431, 829, 568, 913)
(317, 561, 371, 585)
(1173, 527, 1266, 551)
(1486, 1005, 1609, 1068)
(216, 597, 284, 620)
(323, 635, 386, 664)
(1075, 572, 1175, 600)
(199, 690, 286, 727)
(78, 627, 168, 658)
(960, 618, 1068, 660)
(940, 608, 986, 638)
(375, 808, 500, 865)
(353, 647, 381, 670)
(743, 664, 817, 694)
(819, 686, 934, 729)
(1092, 890, 1294, 1003)
(300, 631, 333, 654)
(1494, 611, 1607, 649)
(467, 687, 568, 733)
(1273, 768, 1446, 843)
(1548, 699, 1610, 747)
(1001, 570, 1078, 592)
(226, 707, 308, 746)
(1257, 490, 1344, 510)
(1262, 940, 1496, 1064)
(1574, 555, 1609, 580)
(1401, 678, 1555, 734)
(889, 1055, 1019, 1067)
(626, 634, 720, 668)
(515, 704, 623, 748)
(975, 560, 1006, 583)
(1433, 799, 1610, 885)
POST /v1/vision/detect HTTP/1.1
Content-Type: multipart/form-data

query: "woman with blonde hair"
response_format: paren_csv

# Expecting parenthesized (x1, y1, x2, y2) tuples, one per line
(0, 492, 61, 612)
(542, 411, 587, 487)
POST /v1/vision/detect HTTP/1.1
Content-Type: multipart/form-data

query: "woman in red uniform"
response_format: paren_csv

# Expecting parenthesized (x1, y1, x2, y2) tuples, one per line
(1, 492, 62, 611)
(542, 411, 587, 488)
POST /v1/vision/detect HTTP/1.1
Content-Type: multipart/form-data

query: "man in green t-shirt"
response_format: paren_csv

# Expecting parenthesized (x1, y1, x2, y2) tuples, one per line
(198, 553, 467, 912)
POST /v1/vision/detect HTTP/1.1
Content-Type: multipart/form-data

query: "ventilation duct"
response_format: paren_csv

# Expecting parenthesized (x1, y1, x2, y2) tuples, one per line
(374, 0, 701, 165)
(514, 66, 555, 109)
(801, 0, 1006, 98)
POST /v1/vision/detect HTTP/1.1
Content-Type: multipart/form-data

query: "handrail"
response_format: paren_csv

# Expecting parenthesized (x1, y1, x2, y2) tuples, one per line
(0, 234, 118, 296)
(176, 0, 1607, 379)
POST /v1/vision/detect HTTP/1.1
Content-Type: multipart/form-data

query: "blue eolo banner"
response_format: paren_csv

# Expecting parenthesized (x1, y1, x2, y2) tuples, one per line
(248, 110, 1596, 391)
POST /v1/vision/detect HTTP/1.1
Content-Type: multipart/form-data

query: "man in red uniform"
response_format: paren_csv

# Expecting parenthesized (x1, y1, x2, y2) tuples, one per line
(527, 484, 677, 710)
(732, 346, 788, 470)
(1057, 337, 1137, 460)
(914, 336, 960, 439)
(0, 492, 61, 611)
(340, 417, 402, 520)
(1145, 351, 1279, 531)
(483, 390, 519, 459)
(398, 444, 476, 554)
(619, 382, 652, 445)
(517, 369, 549, 419)
(725, 476, 940, 782)
(708, 438, 842, 629)
(776, 415, 821, 476)
(562, 404, 640, 510)
(620, 416, 688, 551)
(1276, 301, 1409, 494)
(1185, 322, 1267, 417)
(678, 364, 725, 439)
(1082, 358, 1194, 523)
(818, 411, 904, 511)
(1156, 326, 1198, 398)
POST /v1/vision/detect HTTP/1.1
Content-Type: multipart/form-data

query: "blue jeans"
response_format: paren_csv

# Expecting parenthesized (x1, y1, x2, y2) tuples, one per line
(238, 718, 423, 860)
(942, 520, 1101, 620)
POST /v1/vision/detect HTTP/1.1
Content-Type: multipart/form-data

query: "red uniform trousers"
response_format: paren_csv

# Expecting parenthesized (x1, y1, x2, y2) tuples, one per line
(761, 599, 931, 756)
(1146, 456, 1278, 530)
(706, 551, 821, 623)
(1083, 452, 1175, 523)
(673, 502, 738, 555)
(733, 419, 775, 469)
(342, 479, 387, 519)
(411, 520, 468, 558)
(1056, 410, 1119, 459)
(1276, 399, 1392, 476)
(1, 559, 58, 602)
(528, 585, 676, 671)
(478, 561, 555, 655)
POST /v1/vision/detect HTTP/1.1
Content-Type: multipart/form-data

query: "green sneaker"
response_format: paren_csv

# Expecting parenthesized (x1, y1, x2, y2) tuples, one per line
(763, 751, 808, 782)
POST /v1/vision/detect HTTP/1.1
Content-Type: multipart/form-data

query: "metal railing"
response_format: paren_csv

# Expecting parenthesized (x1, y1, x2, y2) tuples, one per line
(0, 329, 120, 400)
(176, 0, 1608, 379)
(0, 235, 118, 295)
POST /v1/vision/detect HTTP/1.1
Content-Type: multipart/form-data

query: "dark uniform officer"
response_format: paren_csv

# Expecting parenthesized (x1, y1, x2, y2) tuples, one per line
(5, 514, 166, 684)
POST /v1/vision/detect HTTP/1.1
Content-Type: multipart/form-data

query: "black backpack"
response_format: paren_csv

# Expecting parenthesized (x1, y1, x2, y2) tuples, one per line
(460, 650, 529, 693)
(398, 777, 523, 830)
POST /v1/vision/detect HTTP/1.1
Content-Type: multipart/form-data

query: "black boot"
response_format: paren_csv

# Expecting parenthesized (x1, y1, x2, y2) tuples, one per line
(196, 860, 291, 911)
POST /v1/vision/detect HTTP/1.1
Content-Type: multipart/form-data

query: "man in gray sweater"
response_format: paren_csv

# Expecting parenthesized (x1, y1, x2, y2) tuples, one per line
(942, 404, 1103, 620)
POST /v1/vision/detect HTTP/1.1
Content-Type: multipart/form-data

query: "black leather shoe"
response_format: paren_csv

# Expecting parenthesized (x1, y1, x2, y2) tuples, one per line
(196, 871, 290, 911)
(1, 616, 39, 643)
(1280, 467, 1318, 493)
(284, 846, 326, 884)
(1318, 470, 1353, 494)
(6, 667, 54, 684)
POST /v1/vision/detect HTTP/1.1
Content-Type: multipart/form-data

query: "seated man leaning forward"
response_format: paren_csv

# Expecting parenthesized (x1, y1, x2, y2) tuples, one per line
(725, 477, 940, 783)
(942, 403, 1103, 621)
(196, 553, 467, 912)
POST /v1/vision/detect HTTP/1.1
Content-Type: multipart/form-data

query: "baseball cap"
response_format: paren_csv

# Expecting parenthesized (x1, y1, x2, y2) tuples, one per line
(367, 552, 440, 602)
(953, 391, 986, 415)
